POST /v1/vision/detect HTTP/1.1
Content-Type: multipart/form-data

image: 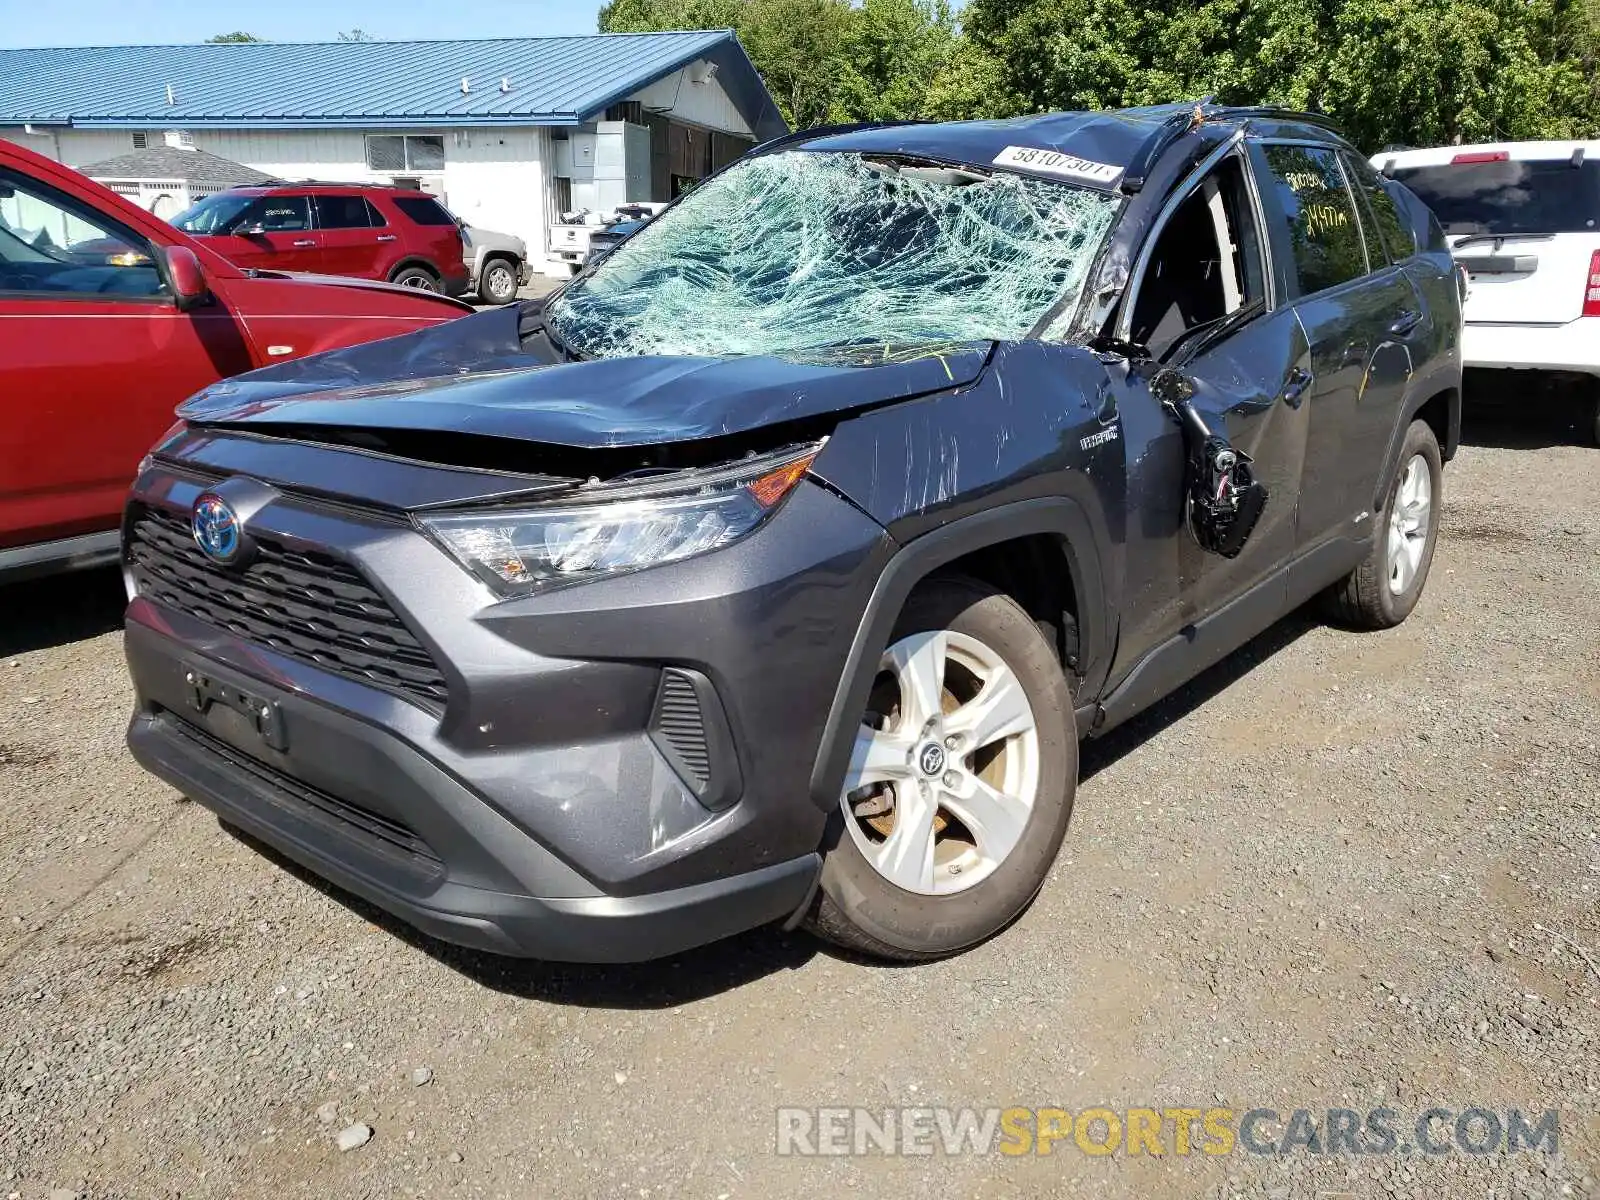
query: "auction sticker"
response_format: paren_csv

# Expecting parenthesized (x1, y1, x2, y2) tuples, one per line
(993, 145, 1124, 188)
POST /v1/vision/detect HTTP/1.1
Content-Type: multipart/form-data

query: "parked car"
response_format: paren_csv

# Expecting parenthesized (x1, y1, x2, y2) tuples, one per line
(170, 182, 470, 296)
(0, 138, 471, 583)
(583, 217, 648, 267)
(122, 104, 1461, 965)
(1375, 140, 1600, 444)
(461, 224, 528, 305)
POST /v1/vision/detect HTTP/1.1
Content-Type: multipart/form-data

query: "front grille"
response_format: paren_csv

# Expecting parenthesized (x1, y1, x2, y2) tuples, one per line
(160, 711, 444, 881)
(128, 504, 449, 710)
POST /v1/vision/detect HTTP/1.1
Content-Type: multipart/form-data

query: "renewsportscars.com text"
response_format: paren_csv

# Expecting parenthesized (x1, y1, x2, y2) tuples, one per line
(775, 1106, 1560, 1158)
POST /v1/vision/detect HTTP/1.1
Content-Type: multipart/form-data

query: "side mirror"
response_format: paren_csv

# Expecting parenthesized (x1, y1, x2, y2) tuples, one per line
(164, 246, 211, 311)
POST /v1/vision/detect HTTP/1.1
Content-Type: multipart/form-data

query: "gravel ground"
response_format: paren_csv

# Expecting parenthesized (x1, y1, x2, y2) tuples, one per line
(1, 407, 1597, 1200)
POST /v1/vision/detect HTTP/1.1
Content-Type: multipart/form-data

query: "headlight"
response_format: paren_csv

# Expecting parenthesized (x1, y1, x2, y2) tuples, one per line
(417, 441, 822, 593)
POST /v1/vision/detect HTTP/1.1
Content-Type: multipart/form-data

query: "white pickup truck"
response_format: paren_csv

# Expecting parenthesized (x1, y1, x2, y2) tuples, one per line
(1374, 141, 1600, 444)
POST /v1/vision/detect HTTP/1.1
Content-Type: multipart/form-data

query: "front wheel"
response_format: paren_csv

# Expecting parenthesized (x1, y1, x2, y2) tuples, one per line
(805, 577, 1077, 961)
(481, 257, 519, 305)
(1322, 418, 1443, 629)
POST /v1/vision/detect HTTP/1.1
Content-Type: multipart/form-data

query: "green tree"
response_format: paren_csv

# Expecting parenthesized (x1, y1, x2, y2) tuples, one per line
(336, 28, 376, 42)
(601, 0, 932, 127)
(960, 0, 1600, 149)
(206, 32, 265, 42)
(832, 0, 959, 122)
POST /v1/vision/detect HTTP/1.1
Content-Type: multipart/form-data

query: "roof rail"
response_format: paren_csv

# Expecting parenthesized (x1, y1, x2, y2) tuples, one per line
(1231, 106, 1346, 136)
(254, 178, 426, 190)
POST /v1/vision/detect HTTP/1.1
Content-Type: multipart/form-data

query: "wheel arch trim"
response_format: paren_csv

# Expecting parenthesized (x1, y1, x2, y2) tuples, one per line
(387, 257, 441, 282)
(807, 496, 1107, 811)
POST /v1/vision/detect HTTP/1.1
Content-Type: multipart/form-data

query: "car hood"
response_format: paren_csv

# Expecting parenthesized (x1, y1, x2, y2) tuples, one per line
(180, 303, 991, 449)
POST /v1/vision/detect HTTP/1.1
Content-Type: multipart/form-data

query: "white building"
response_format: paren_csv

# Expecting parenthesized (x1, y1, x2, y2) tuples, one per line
(0, 32, 786, 275)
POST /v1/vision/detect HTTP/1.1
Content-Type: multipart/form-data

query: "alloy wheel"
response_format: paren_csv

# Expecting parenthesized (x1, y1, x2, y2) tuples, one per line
(841, 629, 1041, 895)
(486, 263, 516, 303)
(1387, 453, 1432, 594)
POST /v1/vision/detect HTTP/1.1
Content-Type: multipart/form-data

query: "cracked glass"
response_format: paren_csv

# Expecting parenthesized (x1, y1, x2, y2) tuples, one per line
(547, 150, 1119, 361)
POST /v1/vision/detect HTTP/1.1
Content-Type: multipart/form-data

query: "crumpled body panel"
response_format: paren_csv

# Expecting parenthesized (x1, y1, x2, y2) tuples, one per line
(180, 304, 991, 450)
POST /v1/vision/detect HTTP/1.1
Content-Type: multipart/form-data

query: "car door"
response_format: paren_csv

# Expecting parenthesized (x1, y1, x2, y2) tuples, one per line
(1251, 142, 1419, 555)
(210, 194, 320, 272)
(1109, 145, 1312, 688)
(0, 166, 250, 549)
(313, 194, 387, 279)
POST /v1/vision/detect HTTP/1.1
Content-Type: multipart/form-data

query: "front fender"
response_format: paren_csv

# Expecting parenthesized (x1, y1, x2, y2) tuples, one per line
(806, 495, 1111, 811)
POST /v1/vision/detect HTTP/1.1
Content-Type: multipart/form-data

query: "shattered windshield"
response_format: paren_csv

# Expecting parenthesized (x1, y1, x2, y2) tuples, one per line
(546, 150, 1119, 361)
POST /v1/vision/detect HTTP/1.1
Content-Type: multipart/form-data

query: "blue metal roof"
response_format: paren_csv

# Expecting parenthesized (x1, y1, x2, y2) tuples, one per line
(0, 32, 787, 138)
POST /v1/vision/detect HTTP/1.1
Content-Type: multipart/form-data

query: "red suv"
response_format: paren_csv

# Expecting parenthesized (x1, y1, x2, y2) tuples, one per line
(0, 139, 472, 582)
(171, 182, 470, 296)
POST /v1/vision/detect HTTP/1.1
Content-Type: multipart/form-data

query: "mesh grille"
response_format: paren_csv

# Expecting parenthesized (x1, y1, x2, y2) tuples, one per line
(652, 669, 710, 788)
(128, 504, 448, 710)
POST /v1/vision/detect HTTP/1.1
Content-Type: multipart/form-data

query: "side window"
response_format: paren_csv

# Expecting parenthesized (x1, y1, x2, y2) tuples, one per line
(363, 198, 388, 228)
(314, 195, 374, 229)
(1342, 153, 1412, 263)
(392, 196, 457, 227)
(1129, 154, 1267, 361)
(236, 195, 311, 233)
(0, 169, 165, 299)
(1260, 145, 1369, 295)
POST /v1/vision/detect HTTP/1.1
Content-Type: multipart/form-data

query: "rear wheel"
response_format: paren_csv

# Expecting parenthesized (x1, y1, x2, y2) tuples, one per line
(805, 577, 1076, 961)
(481, 257, 519, 305)
(1321, 418, 1443, 629)
(390, 265, 440, 292)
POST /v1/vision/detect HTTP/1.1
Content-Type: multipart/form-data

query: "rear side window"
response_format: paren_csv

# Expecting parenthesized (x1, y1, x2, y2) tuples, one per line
(1260, 145, 1369, 295)
(315, 195, 375, 229)
(1343, 153, 1413, 262)
(1392, 158, 1600, 236)
(392, 197, 456, 227)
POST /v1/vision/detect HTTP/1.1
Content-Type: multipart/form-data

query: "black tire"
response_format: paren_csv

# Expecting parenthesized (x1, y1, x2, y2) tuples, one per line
(805, 576, 1077, 961)
(480, 256, 520, 305)
(1590, 393, 1600, 448)
(1321, 418, 1443, 629)
(389, 265, 440, 292)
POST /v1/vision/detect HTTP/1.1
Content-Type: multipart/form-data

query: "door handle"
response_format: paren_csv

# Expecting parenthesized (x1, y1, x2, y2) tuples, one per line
(375, 234, 398, 243)
(1389, 309, 1423, 337)
(292, 238, 316, 247)
(1280, 366, 1313, 407)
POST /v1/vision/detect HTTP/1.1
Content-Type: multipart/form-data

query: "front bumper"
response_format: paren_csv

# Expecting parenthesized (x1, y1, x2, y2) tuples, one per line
(125, 644, 817, 961)
(121, 456, 890, 960)
(1462, 318, 1600, 375)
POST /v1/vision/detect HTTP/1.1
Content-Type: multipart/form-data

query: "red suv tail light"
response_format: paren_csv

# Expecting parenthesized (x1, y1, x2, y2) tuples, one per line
(1451, 150, 1510, 164)
(1585, 250, 1600, 318)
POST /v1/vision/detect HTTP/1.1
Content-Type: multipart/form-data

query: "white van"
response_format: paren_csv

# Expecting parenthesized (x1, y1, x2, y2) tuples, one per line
(1373, 141, 1600, 444)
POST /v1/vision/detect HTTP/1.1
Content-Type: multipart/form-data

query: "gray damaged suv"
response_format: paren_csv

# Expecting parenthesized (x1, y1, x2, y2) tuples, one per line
(123, 105, 1462, 963)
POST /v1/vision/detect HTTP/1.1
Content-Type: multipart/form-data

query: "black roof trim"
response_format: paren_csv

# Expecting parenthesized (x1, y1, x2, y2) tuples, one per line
(1120, 102, 1208, 194)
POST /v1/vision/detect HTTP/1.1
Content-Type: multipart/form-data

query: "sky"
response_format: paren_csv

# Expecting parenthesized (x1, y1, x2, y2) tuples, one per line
(0, 0, 608, 47)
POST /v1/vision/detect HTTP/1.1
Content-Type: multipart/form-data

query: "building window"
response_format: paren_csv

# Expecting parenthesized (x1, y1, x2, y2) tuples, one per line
(365, 134, 446, 173)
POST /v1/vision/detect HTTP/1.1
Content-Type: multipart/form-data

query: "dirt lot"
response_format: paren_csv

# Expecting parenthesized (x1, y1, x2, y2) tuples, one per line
(1, 408, 1597, 1200)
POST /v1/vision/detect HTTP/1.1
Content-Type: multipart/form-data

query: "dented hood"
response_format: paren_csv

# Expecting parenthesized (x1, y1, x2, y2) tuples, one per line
(181, 305, 989, 449)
